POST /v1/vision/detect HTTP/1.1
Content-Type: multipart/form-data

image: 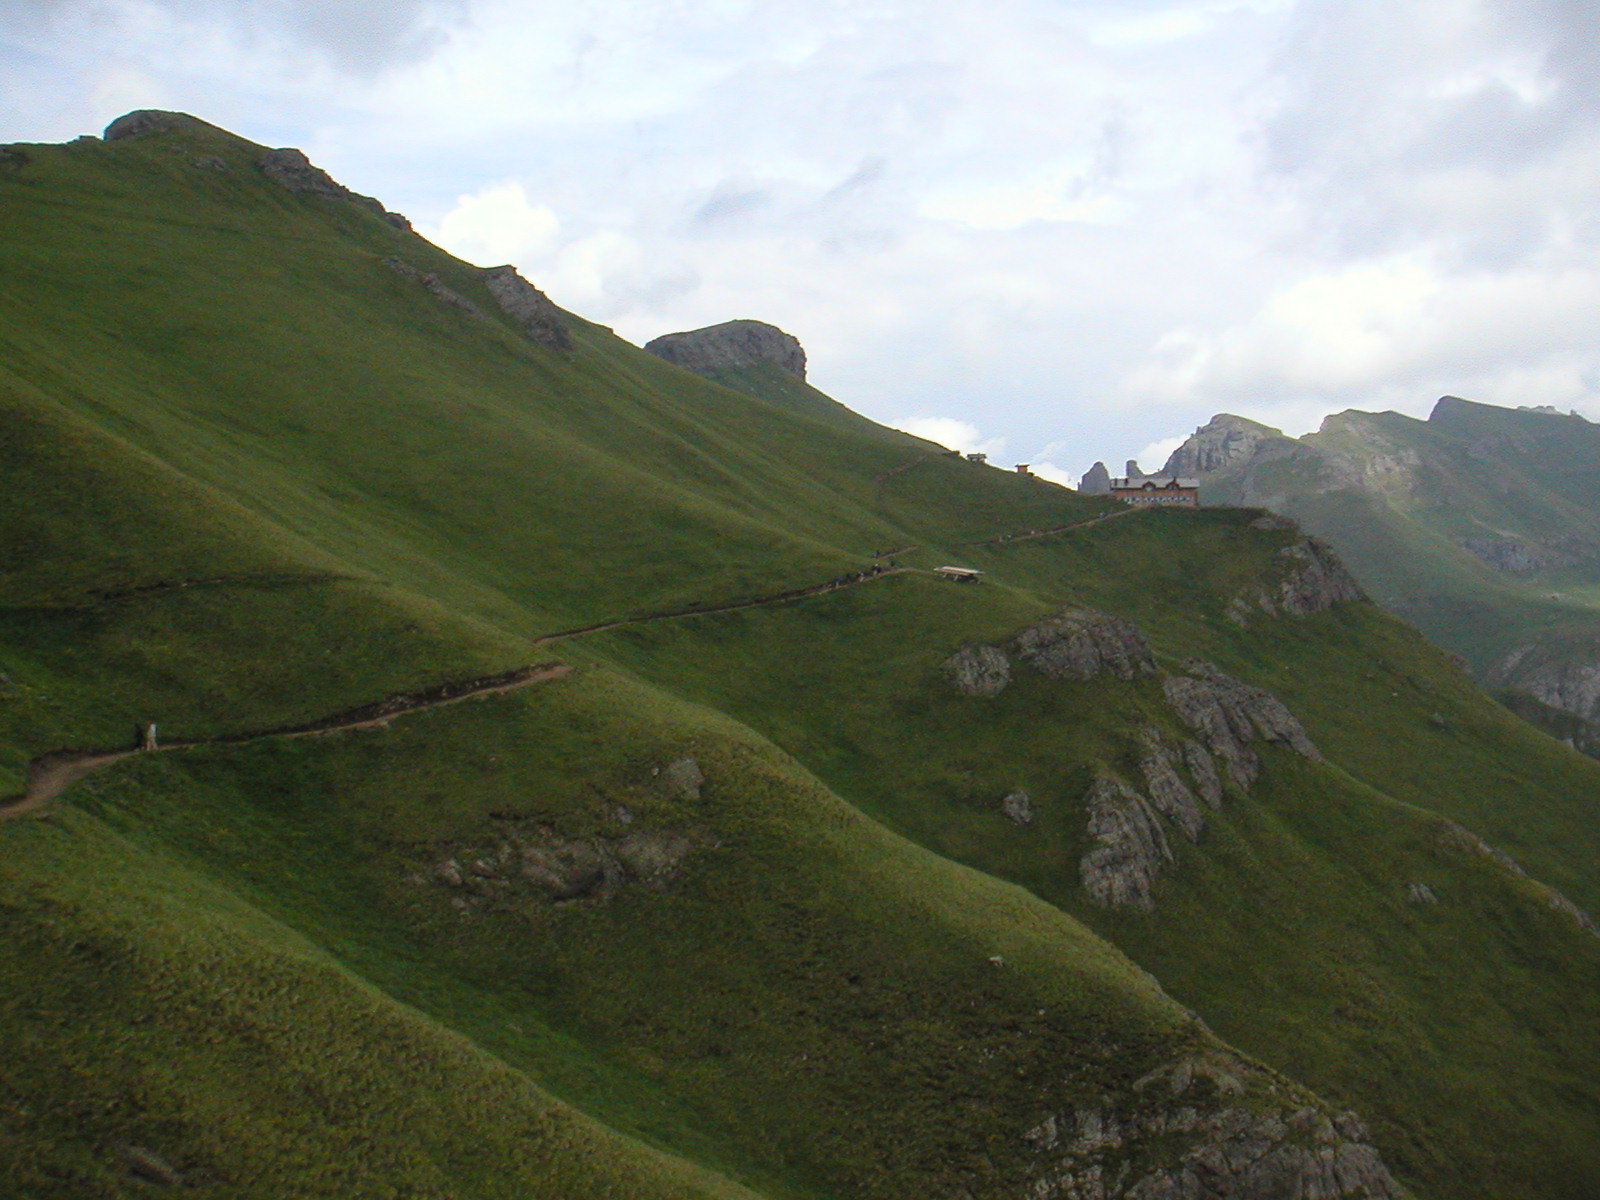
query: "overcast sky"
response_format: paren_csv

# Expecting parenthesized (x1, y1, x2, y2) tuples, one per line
(6, 0, 1600, 481)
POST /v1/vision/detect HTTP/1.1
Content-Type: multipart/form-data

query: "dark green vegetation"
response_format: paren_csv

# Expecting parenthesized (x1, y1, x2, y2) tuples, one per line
(1171, 402, 1600, 753)
(0, 113, 1597, 1199)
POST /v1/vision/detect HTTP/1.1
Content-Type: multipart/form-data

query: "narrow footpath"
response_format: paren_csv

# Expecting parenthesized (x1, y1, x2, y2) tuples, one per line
(0, 565, 916, 820)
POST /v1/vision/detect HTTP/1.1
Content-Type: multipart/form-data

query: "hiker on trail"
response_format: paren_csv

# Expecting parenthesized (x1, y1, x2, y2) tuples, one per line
(139, 723, 157, 752)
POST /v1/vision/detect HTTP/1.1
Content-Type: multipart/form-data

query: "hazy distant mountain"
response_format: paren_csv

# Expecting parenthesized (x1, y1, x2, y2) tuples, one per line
(1163, 397, 1600, 752)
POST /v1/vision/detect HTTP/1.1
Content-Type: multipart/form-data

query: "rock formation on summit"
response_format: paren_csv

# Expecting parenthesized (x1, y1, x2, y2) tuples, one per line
(103, 110, 209, 141)
(258, 147, 412, 230)
(1078, 461, 1112, 494)
(1161, 413, 1284, 478)
(645, 320, 807, 381)
(100, 111, 414, 230)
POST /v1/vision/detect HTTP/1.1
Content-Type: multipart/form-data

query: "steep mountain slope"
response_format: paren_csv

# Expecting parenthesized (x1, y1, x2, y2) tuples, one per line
(0, 112, 1596, 1200)
(1163, 401, 1600, 751)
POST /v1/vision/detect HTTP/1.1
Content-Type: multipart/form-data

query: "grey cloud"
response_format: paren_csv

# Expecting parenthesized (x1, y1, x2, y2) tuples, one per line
(692, 184, 775, 227)
(822, 155, 887, 201)
(17, 0, 468, 73)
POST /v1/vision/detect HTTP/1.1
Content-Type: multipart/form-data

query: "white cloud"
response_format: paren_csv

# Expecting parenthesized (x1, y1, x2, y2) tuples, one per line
(893, 416, 1006, 458)
(1027, 460, 1078, 488)
(426, 182, 560, 266)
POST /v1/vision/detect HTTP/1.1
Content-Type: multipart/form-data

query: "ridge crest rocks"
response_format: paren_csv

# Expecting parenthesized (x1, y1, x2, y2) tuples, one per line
(481, 266, 573, 351)
(645, 319, 807, 381)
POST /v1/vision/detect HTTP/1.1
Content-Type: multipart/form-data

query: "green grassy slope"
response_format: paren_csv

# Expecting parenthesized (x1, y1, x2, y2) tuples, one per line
(0, 114, 1595, 1200)
(584, 508, 1600, 1200)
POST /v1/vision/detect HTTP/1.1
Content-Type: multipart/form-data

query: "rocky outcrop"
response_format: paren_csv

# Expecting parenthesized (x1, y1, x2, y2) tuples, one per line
(1277, 538, 1365, 614)
(1490, 638, 1600, 722)
(257, 147, 412, 230)
(1228, 538, 1364, 627)
(1002, 790, 1034, 825)
(1016, 609, 1157, 682)
(422, 821, 706, 909)
(1462, 537, 1569, 574)
(644, 320, 806, 381)
(1080, 777, 1172, 911)
(1080, 461, 1113, 495)
(1138, 730, 1206, 840)
(655, 756, 706, 801)
(1163, 662, 1321, 789)
(481, 265, 573, 351)
(1161, 414, 1285, 478)
(384, 257, 478, 314)
(944, 644, 1012, 696)
(103, 109, 205, 141)
(1020, 1053, 1402, 1200)
(1406, 882, 1439, 905)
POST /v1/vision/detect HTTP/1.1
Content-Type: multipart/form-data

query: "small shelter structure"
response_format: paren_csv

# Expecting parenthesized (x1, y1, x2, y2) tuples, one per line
(933, 566, 984, 583)
(1109, 475, 1200, 508)
(966, 452, 988, 464)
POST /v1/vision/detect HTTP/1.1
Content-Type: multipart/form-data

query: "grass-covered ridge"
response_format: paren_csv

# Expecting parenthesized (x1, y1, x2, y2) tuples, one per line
(0, 112, 1595, 1198)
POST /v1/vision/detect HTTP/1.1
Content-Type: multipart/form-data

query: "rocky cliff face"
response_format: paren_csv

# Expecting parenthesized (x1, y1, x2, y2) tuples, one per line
(645, 320, 806, 381)
(1161, 414, 1285, 478)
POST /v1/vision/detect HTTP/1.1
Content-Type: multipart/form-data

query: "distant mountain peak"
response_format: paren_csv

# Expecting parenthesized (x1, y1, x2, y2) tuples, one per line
(645, 319, 806, 381)
(1162, 413, 1284, 477)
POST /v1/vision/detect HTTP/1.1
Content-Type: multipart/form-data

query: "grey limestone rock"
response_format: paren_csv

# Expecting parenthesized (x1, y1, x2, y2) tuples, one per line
(659, 756, 706, 800)
(1462, 537, 1567, 574)
(1138, 730, 1206, 842)
(645, 319, 806, 380)
(1080, 776, 1172, 911)
(427, 823, 703, 908)
(1079, 461, 1113, 494)
(944, 644, 1011, 696)
(1021, 1055, 1402, 1200)
(1016, 609, 1157, 682)
(384, 256, 479, 314)
(1406, 882, 1439, 905)
(1002, 789, 1034, 825)
(1277, 539, 1365, 614)
(1491, 639, 1600, 722)
(1161, 414, 1285, 478)
(257, 146, 412, 229)
(1163, 662, 1321, 789)
(481, 265, 573, 351)
(1181, 740, 1224, 809)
